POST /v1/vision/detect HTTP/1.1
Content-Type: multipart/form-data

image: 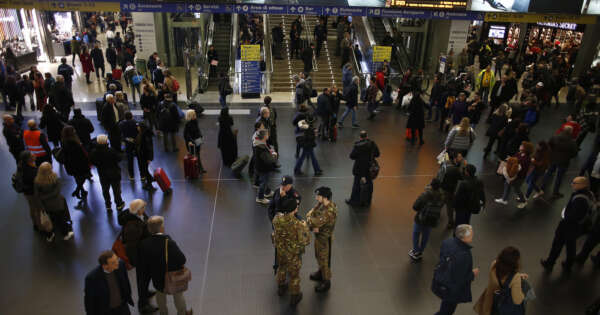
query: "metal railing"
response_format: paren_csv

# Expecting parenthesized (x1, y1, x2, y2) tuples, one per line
(263, 14, 273, 94)
(230, 14, 238, 93)
(198, 14, 215, 92)
(300, 15, 318, 72)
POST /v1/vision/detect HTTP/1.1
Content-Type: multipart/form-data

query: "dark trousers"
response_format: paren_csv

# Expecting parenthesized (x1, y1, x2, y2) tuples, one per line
(546, 225, 577, 267)
(95, 63, 105, 78)
(316, 40, 323, 57)
(138, 159, 152, 185)
(435, 300, 458, 315)
(108, 126, 122, 151)
(107, 303, 131, 315)
(540, 164, 567, 195)
(48, 210, 72, 236)
(100, 177, 124, 208)
(577, 230, 600, 262)
(410, 128, 423, 145)
(135, 267, 151, 307)
(454, 209, 472, 227)
(294, 146, 321, 173)
(350, 175, 373, 205)
(125, 142, 136, 178)
(484, 135, 499, 154)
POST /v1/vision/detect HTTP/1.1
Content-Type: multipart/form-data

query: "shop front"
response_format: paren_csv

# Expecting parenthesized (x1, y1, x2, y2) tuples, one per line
(0, 8, 39, 72)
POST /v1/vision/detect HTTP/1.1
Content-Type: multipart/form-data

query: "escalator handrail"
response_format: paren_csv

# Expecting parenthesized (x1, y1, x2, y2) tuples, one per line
(230, 14, 238, 92)
(200, 14, 215, 91)
(263, 14, 273, 94)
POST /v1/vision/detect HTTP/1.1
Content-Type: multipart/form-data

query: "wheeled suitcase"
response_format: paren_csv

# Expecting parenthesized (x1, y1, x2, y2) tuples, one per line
(184, 145, 199, 179)
(96, 97, 104, 121)
(153, 167, 172, 193)
(231, 155, 249, 178)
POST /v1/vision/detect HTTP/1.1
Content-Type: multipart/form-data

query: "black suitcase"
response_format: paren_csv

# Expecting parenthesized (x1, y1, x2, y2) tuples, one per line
(231, 155, 249, 178)
(96, 97, 104, 121)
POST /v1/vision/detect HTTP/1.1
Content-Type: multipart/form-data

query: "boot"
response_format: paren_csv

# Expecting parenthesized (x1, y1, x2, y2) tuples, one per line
(309, 270, 323, 281)
(289, 293, 303, 307)
(315, 280, 331, 293)
(277, 284, 288, 296)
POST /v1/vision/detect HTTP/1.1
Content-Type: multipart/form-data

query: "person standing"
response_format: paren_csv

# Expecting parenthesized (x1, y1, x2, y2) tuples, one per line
(61, 126, 91, 209)
(290, 24, 301, 60)
(445, 117, 475, 157)
(34, 162, 74, 242)
(346, 131, 380, 207)
(439, 151, 466, 229)
(483, 104, 509, 158)
(136, 122, 156, 191)
(183, 110, 207, 174)
(101, 94, 124, 152)
(488, 76, 511, 122)
(3, 114, 24, 163)
(272, 198, 311, 306)
(68, 108, 95, 152)
(494, 142, 533, 208)
(84, 250, 133, 315)
(316, 88, 332, 140)
(157, 94, 180, 152)
(23, 119, 52, 166)
(366, 77, 379, 121)
(217, 72, 232, 108)
(53, 77, 75, 121)
(70, 36, 81, 66)
(541, 177, 595, 272)
(406, 89, 425, 145)
(18, 151, 45, 233)
(80, 47, 94, 84)
(89, 135, 126, 212)
(119, 112, 139, 180)
(433, 224, 479, 315)
(106, 44, 118, 71)
(32, 72, 47, 112)
(139, 216, 192, 315)
(410, 178, 444, 261)
(314, 19, 327, 58)
(91, 43, 105, 80)
(476, 65, 495, 105)
(307, 186, 337, 292)
(294, 112, 323, 176)
(272, 22, 284, 59)
(140, 85, 158, 132)
(207, 45, 218, 78)
(453, 164, 485, 226)
(57, 57, 74, 91)
(254, 129, 278, 205)
(535, 127, 578, 200)
(217, 107, 238, 167)
(338, 76, 360, 128)
(301, 43, 314, 74)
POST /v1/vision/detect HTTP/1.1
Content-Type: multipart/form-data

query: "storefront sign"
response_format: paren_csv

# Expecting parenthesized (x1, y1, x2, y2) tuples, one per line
(131, 12, 157, 58)
(536, 22, 578, 30)
(448, 20, 469, 53)
(484, 12, 597, 24)
(47, 1, 120, 12)
(372, 46, 392, 63)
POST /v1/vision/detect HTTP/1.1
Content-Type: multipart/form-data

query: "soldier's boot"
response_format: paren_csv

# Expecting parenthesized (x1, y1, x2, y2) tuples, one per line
(309, 270, 323, 281)
(277, 284, 288, 297)
(315, 280, 331, 293)
(289, 293, 303, 307)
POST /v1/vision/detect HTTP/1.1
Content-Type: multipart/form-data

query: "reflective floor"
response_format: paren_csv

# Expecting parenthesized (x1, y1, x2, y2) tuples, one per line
(1, 97, 599, 315)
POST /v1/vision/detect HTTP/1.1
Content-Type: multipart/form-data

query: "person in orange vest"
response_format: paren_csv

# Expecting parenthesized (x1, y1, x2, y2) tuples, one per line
(23, 119, 51, 166)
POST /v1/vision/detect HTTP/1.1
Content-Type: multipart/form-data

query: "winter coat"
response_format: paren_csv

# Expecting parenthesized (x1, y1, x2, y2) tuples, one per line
(454, 176, 485, 213)
(183, 119, 202, 145)
(486, 114, 508, 137)
(39, 108, 64, 143)
(3, 122, 24, 154)
(437, 237, 475, 303)
(63, 140, 91, 177)
(35, 181, 66, 213)
(445, 127, 475, 152)
(316, 93, 331, 117)
(412, 188, 444, 225)
(407, 96, 425, 129)
(350, 139, 380, 177)
(158, 101, 180, 133)
(451, 100, 469, 125)
(54, 86, 75, 114)
(136, 129, 154, 162)
(118, 211, 150, 267)
(342, 64, 353, 90)
(254, 143, 277, 173)
(80, 52, 94, 74)
(68, 115, 94, 147)
(89, 143, 122, 181)
(344, 82, 359, 108)
(90, 47, 104, 66)
(548, 132, 577, 168)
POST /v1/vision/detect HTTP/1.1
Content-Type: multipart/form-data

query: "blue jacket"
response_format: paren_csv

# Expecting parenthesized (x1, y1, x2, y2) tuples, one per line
(438, 237, 474, 303)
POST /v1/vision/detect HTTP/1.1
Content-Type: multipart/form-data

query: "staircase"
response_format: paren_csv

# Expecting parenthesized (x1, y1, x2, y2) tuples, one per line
(208, 14, 232, 91)
(269, 15, 295, 92)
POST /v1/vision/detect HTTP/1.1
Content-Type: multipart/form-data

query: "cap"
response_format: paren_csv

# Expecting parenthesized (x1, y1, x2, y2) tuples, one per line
(281, 175, 294, 186)
(315, 186, 332, 200)
(279, 198, 297, 214)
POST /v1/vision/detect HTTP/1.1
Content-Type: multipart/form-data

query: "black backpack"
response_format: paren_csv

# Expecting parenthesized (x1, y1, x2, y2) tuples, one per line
(431, 252, 456, 299)
(418, 194, 444, 227)
(492, 272, 525, 315)
(11, 170, 25, 193)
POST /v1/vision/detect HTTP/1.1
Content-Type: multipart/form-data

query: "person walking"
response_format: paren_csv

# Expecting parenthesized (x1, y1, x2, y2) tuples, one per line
(483, 104, 509, 158)
(80, 47, 95, 84)
(140, 84, 158, 132)
(272, 198, 311, 306)
(69, 108, 95, 152)
(183, 109, 207, 174)
(301, 43, 314, 74)
(406, 89, 426, 145)
(346, 131, 380, 207)
(139, 216, 192, 315)
(57, 57, 74, 91)
(136, 122, 156, 191)
(338, 76, 359, 128)
(157, 93, 180, 152)
(207, 45, 218, 78)
(84, 250, 134, 315)
(119, 111, 138, 180)
(217, 72, 232, 108)
(454, 164, 485, 226)
(575, 212, 600, 268)
(101, 94, 125, 152)
(494, 142, 534, 208)
(473, 247, 528, 315)
(294, 111, 323, 176)
(541, 177, 595, 272)
(439, 151, 466, 229)
(17, 151, 46, 234)
(307, 186, 337, 292)
(61, 126, 92, 209)
(410, 178, 444, 261)
(105, 44, 117, 72)
(53, 77, 75, 121)
(476, 65, 495, 105)
(34, 162, 74, 242)
(23, 119, 52, 166)
(89, 135, 126, 212)
(3, 114, 24, 163)
(433, 224, 479, 315)
(32, 72, 47, 112)
(316, 88, 332, 140)
(217, 107, 238, 167)
(535, 127, 578, 200)
(366, 77, 379, 121)
(118, 199, 158, 314)
(445, 117, 475, 157)
(525, 141, 551, 200)
(313, 19, 327, 58)
(90, 42, 105, 80)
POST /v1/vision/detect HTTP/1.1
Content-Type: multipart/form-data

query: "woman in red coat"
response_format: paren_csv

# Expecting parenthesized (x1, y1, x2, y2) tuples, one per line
(80, 47, 94, 84)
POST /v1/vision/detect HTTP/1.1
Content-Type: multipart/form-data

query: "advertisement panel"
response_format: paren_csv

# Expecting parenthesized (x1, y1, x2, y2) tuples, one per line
(469, 0, 531, 12)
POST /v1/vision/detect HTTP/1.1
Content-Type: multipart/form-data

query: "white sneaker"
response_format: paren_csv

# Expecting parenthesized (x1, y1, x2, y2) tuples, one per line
(256, 198, 270, 205)
(46, 233, 55, 242)
(517, 202, 527, 209)
(63, 231, 74, 241)
(532, 191, 544, 199)
(264, 191, 275, 198)
(494, 198, 508, 205)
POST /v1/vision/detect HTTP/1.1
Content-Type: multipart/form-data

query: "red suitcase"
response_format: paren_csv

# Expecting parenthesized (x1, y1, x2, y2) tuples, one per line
(153, 167, 172, 193)
(184, 145, 199, 179)
(112, 68, 122, 80)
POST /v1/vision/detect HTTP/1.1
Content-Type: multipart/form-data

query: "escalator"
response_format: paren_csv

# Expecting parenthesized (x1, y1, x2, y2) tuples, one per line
(368, 17, 407, 75)
(207, 14, 232, 90)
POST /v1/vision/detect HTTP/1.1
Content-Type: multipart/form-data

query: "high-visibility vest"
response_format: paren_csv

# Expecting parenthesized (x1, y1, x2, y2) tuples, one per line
(23, 130, 46, 157)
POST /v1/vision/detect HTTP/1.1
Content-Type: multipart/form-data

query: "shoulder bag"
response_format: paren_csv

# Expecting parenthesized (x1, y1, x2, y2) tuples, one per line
(369, 142, 380, 180)
(163, 237, 192, 295)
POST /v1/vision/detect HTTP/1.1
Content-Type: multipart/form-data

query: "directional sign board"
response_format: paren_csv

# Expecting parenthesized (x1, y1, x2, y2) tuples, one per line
(241, 45, 262, 98)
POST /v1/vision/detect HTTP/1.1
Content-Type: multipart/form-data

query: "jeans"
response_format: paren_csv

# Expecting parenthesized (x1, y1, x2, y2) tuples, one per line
(257, 171, 271, 199)
(155, 290, 187, 315)
(435, 300, 458, 315)
(412, 222, 431, 253)
(100, 177, 124, 208)
(219, 94, 227, 108)
(130, 83, 141, 104)
(502, 178, 524, 201)
(294, 147, 321, 173)
(540, 164, 567, 195)
(95, 63, 105, 78)
(525, 170, 542, 197)
(339, 106, 357, 125)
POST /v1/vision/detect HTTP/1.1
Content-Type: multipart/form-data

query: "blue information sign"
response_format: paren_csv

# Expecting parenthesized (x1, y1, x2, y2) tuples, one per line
(121, 2, 186, 12)
(188, 3, 233, 13)
(287, 5, 323, 15)
(241, 61, 261, 96)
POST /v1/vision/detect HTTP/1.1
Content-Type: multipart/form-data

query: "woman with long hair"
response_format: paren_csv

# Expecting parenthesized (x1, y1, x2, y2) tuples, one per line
(525, 141, 551, 200)
(32, 72, 47, 111)
(218, 107, 238, 167)
(474, 246, 527, 315)
(445, 117, 476, 157)
(61, 125, 91, 208)
(34, 162, 73, 242)
(183, 110, 207, 174)
(494, 141, 534, 208)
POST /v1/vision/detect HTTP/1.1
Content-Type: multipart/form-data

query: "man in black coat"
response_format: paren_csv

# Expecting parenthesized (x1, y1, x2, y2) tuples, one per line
(439, 151, 466, 229)
(453, 164, 485, 227)
(157, 94, 180, 152)
(488, 76, 512, 122)
(91, 42, 105, 79)
(3, 114, 24, 162)
(268, 175, 302, 272)
(57, 57, 74, 91)
(139, 216, 191, 314)
(69, 108, 94, 151)
(101, 94, 124, 152)
(346, 131, 380, 207)
(301, 43, 314, 73)
(313, 19, 327, 58)
(84, 250, 133, 315)
(53, 80, 75, 121)
(118, 199, 158, 314)
(89, 134, 125, 211)
(338, 76, 359, 128)
(119, 111, 138, 180)
(255, 129, 278, 205)
(272, 22, 284, 59)
(542, 177, 595, 272)
(316, 88, 332, 140)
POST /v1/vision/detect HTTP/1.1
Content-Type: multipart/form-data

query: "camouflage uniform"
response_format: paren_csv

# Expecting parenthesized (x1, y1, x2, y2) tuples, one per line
(307, 202, 337, 280)
(272, 212, 311, 295)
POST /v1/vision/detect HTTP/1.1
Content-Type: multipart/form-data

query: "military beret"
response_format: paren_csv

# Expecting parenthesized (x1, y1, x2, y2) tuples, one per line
(280, 198, 298, 214)
(315, 186, 332, 200)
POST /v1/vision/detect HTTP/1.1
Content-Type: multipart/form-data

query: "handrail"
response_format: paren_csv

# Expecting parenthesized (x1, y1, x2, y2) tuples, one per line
(382, 18, 412, 75)
(263, 14, 272, 94)
(199, 14, 214, 92)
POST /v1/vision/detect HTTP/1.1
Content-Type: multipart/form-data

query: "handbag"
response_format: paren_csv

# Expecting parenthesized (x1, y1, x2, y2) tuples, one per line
(39, 210, 53, 232)
(112, 234, 133, 270)
(163, 237, 192, 295)
(368, 142, 380, 180)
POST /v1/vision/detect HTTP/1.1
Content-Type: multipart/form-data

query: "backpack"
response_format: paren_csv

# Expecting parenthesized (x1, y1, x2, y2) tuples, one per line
(172, 78, 180, 92)
(11, 170, 24, 193)
(492, 273, 525, 315)
(431, 252, 456, 299)
(523, 109, 538, 125)
(132, 74, 143, 85)
(418, 193, 444, 227)
(574, 193, 598, 232)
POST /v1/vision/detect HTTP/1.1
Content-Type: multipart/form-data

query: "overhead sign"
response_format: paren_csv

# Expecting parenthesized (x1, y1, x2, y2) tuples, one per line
(131, 12, 157, 57)
(448, 20, 470, 53)
(0, 0, 38, 10)
(241, 45, 261, 62)
(470, 0, 531, 12)
(484, 12, 597, 24)
(188, 3, 233, 13)
(389, 0, 467, 10)
(121, 2, 187, 12)
(370, 8, 484, 20)
(48, 1, 120, 12)
(372, 46, 392, 63)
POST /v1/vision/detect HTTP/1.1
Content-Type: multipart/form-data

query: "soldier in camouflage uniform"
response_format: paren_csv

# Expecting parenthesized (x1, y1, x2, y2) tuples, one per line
(272, 198, 311, 306)
(306, 186, 337, 292)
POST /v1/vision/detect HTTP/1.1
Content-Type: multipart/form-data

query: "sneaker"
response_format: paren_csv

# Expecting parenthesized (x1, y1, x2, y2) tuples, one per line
(494, 198, 508, 205)
(264, 191, 275, 198)
(408, 250, 422, 260)
(532, 191, 544, 199)
(46, 232, 55, 242)
(63, 231, 74, 241)
(352, 124, 360, 128)
(516, 196, 527, 203)
(256, 198, 270, 205)
(516, 202, 527, 209)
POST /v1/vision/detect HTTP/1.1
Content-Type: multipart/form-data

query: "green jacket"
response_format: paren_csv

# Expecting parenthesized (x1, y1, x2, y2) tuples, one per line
(272, 213, 310, 256)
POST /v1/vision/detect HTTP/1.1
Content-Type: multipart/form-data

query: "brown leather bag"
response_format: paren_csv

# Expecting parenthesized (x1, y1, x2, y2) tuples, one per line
(163, 238, 191, 294)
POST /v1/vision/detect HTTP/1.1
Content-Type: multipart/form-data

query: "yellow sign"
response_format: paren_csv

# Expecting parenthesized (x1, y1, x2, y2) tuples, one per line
(0, 0, 40, 9)
(484, 12, 596, 24)
(241, 45, 261, 62)
(372, 46, 392, 63)
(45, 1, 120, 12)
